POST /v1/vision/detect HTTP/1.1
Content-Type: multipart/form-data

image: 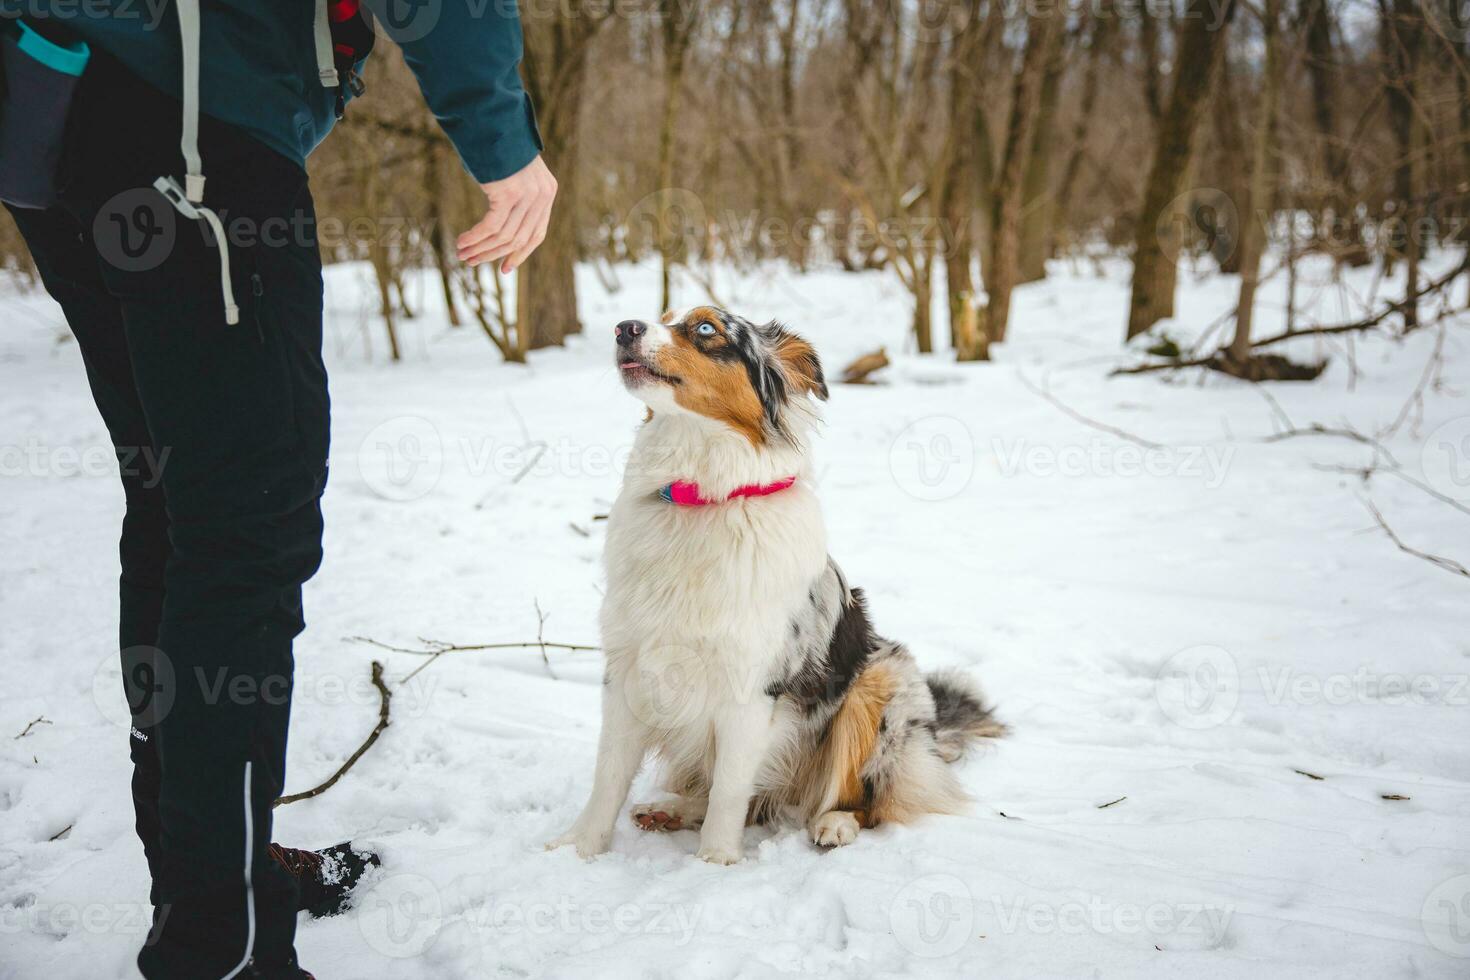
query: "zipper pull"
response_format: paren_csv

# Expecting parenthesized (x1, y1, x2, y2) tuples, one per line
(251, 274, 265, 343)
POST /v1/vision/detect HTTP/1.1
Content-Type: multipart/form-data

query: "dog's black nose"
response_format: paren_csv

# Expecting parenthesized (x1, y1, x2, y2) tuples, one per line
(615, 320, 647, 346)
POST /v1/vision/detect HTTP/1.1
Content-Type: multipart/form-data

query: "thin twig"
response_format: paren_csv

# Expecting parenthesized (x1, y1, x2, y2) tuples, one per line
(348, 635, 599, 657)
(1096, 797, 1127, 809)
(1363, 500, 1470, 582)
(534, 598, 557, 680)
(274, 661, 392, 807)
(1250, 255, 1470, 348)
(1313, 461, 1470, 518)
(13, 716, 50, 739)
(1261, 423, 1400, 467)
(1016, 372, 1166, 449)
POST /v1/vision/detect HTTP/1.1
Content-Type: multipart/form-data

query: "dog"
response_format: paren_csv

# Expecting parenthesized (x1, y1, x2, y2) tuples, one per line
(547, 307, 1004, 864)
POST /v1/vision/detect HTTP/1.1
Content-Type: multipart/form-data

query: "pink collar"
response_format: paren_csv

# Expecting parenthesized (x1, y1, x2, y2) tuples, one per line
(658, 476, 797, 506)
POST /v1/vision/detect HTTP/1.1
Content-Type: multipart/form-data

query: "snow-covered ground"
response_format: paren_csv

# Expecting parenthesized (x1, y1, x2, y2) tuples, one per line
(2, 251, 1469, 979)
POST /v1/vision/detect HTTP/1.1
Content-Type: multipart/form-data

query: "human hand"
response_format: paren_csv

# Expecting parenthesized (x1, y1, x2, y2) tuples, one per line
(456, 155, 557, 274)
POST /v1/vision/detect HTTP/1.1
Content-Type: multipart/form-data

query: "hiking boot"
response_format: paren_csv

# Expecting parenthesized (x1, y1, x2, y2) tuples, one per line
(268, 841, 380, 918)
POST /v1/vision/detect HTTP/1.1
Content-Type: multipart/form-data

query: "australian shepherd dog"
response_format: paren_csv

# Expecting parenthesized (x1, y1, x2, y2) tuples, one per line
(548, 307, 1004, 864)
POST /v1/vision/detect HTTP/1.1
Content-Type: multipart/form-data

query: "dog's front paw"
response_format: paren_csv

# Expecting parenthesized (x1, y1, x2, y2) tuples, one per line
(695, 842, 743, 865)
(632, 797, 706, 832)
(810, 810, 860, 848)
(545, 827, 612, 859)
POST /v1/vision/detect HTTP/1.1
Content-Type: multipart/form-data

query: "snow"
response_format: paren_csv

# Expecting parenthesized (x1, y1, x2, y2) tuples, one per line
(2, 251, 1468, 979)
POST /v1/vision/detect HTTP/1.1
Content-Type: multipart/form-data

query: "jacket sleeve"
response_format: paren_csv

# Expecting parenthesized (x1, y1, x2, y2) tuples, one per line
(364, 0, 544, 183)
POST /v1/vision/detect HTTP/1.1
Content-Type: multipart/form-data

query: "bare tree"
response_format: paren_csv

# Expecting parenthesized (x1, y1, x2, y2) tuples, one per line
(1227, 0, 1284, 365)
(1126, 0, 1239, 341)
(520, 2, 612, 348)
(982, 10, 1062, 348)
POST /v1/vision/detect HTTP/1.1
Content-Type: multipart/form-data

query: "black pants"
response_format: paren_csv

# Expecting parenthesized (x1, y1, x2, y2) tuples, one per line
(7, 54, 329, 979)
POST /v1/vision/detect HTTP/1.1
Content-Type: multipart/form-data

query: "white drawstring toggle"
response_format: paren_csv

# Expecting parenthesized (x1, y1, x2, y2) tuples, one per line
(154, 176, 240, 326)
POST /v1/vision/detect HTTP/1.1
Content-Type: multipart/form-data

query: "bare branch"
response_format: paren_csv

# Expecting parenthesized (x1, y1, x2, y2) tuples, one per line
(275, 661, 392, 807)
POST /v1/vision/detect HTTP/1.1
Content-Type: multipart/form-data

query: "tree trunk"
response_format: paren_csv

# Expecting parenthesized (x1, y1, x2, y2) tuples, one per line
(1228, 0, 1281, 364)
(1052, 6, 1110, 259)
(943, 0, 981, 359)
(912, 250, 933, 354)
(519, 4, 606, 348)
(657, 0, 697, 312)
(1302, 0, 1368, 266)
(1212, 55, 1248, 276)
(423, 141, 461, 328)
(983, 13, 1061, 348)
(1018, 35, 1063, 284)
(1126, 0, 1239, 341)
(1383, 0, 1422, 328)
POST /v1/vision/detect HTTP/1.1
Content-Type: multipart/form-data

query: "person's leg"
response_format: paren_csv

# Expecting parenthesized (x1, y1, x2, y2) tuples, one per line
(5, 203, 172, 902)
(49, 54, 330, 979)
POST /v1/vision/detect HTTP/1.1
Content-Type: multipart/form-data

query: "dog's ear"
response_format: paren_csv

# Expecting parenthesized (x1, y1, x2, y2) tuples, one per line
(770, 325, 829, 402)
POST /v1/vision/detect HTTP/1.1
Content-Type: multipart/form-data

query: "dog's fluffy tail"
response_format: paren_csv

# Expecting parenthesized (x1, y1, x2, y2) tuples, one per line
(926, 669, 1007, 763)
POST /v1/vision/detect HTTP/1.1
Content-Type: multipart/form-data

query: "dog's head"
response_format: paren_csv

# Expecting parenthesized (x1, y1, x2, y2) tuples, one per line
(614, 306, 828, 446)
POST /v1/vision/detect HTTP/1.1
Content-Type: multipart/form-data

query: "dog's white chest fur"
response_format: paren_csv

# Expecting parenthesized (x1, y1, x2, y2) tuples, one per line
(601, 412, 827, 708)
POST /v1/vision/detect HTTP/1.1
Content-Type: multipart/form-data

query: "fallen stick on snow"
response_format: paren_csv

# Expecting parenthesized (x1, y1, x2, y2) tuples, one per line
(348, 633, 600, 685)
(13, 716, 50, 739)
(841, 348, 889, 384)
(1364, 500, 1470, 583)
(275, 661, 391, 808)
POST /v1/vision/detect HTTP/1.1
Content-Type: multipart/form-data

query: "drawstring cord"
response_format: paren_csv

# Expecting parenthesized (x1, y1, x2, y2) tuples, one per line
(152, 175, 239, 324)
(159, 0, 339, 327)
(158, 0, 237, 324)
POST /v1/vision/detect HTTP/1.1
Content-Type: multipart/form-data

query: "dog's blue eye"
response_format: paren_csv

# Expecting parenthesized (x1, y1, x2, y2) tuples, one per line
(696, 323, 717, 337)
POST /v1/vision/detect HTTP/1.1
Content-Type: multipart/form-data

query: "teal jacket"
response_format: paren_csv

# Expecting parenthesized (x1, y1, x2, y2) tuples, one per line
(2, 0, 543, 183)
